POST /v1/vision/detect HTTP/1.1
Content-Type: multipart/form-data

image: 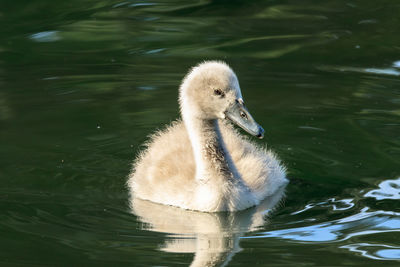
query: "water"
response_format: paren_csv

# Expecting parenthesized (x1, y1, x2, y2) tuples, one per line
(1, 0, 399, 266)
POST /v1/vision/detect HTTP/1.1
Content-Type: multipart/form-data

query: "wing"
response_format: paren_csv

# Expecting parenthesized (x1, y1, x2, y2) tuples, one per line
(128, 120, 196, 205)
(220, 122, 287, 200)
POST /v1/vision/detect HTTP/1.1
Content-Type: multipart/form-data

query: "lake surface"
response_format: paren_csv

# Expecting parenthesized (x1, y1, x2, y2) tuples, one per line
(1, 0, 399, 266)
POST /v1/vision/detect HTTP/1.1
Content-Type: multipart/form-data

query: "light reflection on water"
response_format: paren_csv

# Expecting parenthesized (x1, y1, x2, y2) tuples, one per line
(252, 207, 399, 243)
(30, 31, 61, 42)
(321, 60, 400, 77)
(130, 187, 286, 267)
(364, 177, 400, 200)
(243, 177, 400, 261)
(342, 244, 400, 261)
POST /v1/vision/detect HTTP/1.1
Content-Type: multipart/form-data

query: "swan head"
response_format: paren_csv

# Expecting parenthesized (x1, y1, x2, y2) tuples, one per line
(179, 61, 265, 139)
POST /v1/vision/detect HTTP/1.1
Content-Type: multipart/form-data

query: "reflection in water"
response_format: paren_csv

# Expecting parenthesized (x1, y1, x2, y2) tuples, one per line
(321, 61, 400, 77)
(129, 187, 286, 267)
(29, 31, 61, 42)
(256, 207, 400, 242)
(341, 243, 400, 261)
(364, 177, 400, 200)
(364, 68, 400, 76)
(246, 178, 400, 260)
(291, 197, 355, 215)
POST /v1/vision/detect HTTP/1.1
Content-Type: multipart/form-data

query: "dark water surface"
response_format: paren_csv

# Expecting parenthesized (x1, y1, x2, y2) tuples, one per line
(1, 0, 399, 266)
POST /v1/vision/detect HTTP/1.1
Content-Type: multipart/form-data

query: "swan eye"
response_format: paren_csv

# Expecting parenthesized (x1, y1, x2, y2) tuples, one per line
(213, 89, 224, 97)
(240, 111, 247, 119)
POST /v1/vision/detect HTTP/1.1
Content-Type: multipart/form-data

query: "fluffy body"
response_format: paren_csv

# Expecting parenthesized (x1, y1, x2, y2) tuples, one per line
(128, 61, 288, 212)
(129, 120, 286, 212)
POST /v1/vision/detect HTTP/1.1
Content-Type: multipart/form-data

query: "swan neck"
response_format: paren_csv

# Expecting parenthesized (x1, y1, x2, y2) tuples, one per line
(183, 115, 232, 182)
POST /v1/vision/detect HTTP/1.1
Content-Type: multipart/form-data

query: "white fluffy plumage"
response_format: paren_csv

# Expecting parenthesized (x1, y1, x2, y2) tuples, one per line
(128, 61, 288, 212)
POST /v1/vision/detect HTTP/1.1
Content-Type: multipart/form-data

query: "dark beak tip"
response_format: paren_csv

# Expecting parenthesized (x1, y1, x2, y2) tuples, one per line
(257, 126, 265, 139)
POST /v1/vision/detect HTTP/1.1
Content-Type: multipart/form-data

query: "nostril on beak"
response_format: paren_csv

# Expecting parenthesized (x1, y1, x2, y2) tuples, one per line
(257, 126, 265, 139)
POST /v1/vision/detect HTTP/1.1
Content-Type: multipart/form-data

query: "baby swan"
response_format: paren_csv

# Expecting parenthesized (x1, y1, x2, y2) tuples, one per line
(128, 61, 287, 212)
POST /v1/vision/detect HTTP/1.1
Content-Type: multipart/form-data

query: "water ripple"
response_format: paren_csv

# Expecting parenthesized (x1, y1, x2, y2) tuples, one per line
(252, 207, 400, 243)
(290, 198, 355, 215)
(364, 177, 400, 200)
(29, 31, 61, 42)
(246, 177, 400, 261)
(320, 62, 400, 77)
(341, 243, 400, 260)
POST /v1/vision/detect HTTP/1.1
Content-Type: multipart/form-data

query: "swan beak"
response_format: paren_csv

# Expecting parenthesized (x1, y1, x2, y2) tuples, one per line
(225, 99, 265, 139)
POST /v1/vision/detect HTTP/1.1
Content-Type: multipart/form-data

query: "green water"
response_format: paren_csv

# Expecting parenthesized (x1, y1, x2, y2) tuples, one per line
(1, 0, 400, 266)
